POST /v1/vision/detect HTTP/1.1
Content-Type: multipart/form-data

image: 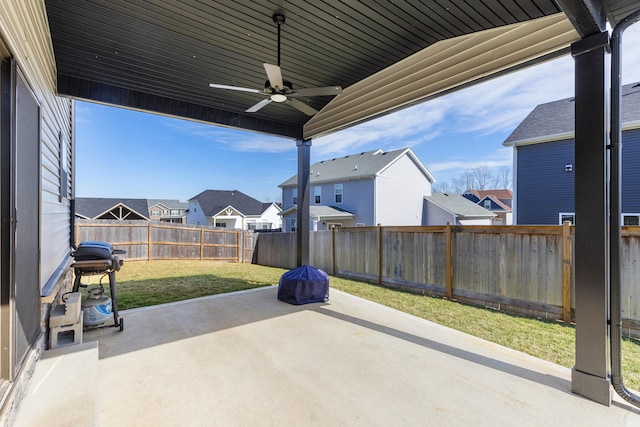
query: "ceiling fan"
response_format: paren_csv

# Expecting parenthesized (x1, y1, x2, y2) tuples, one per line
(209, 13, 342, 116)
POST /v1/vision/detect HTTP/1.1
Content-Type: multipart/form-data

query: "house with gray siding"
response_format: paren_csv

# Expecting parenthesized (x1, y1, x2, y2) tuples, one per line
(279, 148, 436, 231)
(504, 81, 640, 225)
(423, 193, 495, 225)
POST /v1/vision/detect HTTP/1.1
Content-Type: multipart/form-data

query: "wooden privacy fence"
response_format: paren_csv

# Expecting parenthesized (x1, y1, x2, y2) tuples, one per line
(255, 224, 586, 325)
(75, 219, 255, 262)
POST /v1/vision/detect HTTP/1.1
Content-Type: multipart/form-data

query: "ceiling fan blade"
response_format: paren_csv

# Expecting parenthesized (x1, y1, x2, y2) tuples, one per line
(209, 83, 263, 94)
(263, 63, 284, 90)
(287, 98, 318, 116)
(246, 98, 273, 113)
(291, 86, 343, 97)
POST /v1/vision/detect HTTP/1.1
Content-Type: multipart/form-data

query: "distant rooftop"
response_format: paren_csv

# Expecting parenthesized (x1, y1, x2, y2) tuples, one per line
(279, 148, 435, 187)
(504, 81, 640, 146)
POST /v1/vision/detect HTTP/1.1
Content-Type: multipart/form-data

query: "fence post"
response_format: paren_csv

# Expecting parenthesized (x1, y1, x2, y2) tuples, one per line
(148, 222, 152, 261)
(331, 226, 336, 275)
(446, 222, 453, 299)
(562, 221, 572, 322)
(377, 224, 382, 285)
(237, 229, 241, 263)
(200, 227, 204, 260)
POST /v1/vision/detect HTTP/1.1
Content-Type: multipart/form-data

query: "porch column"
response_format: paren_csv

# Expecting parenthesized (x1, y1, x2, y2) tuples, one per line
(571, 31, 611, 406)
(296, 138, 311, 266)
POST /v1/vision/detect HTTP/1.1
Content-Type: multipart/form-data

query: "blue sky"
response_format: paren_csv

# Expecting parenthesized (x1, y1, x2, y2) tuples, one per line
(76, 25, 640, 203)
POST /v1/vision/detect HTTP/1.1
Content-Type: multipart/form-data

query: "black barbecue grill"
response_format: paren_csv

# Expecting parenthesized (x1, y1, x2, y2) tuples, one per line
(71, 241, 125, 331)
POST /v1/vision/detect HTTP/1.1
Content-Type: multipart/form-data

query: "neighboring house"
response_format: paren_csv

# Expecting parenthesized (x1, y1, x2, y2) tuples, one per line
(75, 198, 150, 220)
(463, 189, 513, 225)
(187, 190, 282, 230)
(423, 193, 496, 225)
(148, 199, 189, 223)
(279, 148, 436, 231)
(504, 81, 640, 225)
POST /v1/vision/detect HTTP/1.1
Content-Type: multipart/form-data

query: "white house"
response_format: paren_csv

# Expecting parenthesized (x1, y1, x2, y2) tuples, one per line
(187, 189, 282, 231)
(279, 148, 436, 231)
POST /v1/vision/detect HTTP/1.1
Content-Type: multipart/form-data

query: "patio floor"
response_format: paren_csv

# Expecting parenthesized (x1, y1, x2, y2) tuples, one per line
(18, 286, 640, 426)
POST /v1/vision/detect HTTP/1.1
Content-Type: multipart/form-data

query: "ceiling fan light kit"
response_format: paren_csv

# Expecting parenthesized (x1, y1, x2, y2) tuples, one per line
(208, 12, 342, 116)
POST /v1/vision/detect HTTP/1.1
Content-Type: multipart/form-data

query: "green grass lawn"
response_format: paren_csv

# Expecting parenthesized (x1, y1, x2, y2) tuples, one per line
(105, 259, 640, 390)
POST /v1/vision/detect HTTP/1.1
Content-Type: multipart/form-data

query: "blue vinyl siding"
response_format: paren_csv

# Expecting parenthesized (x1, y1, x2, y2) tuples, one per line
(516, 128, 640, 224)
(516, 139, 575, 224)
(622, 129, 640, 212)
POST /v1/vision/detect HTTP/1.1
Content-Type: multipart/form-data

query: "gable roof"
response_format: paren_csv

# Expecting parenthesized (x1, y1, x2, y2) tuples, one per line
(75, 197, 150, 220)
(478, 195, 512, 212)
(465, 189, 513, 201)
(189, 190, 269, 217)
(504, 81, 640, 146)
(424, 193, 495, 218)
(279, 148, 435, 187)
(280, 205, 355, 221)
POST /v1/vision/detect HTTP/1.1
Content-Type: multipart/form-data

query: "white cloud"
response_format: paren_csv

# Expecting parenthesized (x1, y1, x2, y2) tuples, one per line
(163, 120, 295, 153)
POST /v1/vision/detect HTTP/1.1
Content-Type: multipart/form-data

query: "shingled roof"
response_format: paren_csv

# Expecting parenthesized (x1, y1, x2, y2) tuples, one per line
(75, 197, 150, 220)
(504, 81, 640, 146)
(424, 193, 496, 218)
(189, 190, 269, 217)
(279, 148, 435, 188)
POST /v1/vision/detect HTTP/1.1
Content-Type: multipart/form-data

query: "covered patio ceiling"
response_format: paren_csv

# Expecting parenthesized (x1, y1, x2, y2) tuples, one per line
(43, 1, 637, 141)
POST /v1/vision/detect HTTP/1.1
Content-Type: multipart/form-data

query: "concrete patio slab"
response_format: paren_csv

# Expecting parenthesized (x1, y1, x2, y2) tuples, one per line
(84, 286, 640, 426)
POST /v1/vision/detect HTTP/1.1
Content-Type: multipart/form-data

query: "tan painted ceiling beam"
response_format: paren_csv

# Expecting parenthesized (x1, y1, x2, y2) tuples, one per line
(304, 13, 580, 140)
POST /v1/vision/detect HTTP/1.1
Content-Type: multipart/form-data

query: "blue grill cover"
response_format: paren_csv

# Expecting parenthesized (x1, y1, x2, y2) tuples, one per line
(277, 265, 329, 305)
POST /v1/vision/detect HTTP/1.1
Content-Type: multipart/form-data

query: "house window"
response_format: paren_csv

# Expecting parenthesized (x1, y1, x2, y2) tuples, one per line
(623, 215, 640, 226)
(335, 184, 343, 204)
(559, 213, 575, 225)
(292, 188, 298, 205)
(290, 218, 297, 232)
(170, 209, 179, 216)
(483, 200, 491, 209)
(151, 209, 160, 216)
(356, 223, 365, 227)
(314, 186, 321, 204)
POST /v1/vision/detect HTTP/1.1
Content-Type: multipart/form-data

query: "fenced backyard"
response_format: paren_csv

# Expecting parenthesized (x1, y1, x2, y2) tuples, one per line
(75, 220, 640, 337)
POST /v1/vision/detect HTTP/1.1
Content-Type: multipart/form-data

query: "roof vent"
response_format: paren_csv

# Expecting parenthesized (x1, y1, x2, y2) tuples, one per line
(633, 83, 640, 88)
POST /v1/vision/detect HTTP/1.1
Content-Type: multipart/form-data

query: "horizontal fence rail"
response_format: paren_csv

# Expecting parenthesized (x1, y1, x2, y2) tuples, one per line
(75, 219, 255, 262)
(75, 220, 640, 338)
(253, 223, 640, 338)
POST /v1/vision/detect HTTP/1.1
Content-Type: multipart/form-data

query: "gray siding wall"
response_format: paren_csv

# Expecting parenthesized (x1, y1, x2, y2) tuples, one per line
(423, 199, 454, 225)
(338, 179, 375, 225)
(281, 186, 296, 210)
(0, 1, 74, 290)
(516, 139, 575, 224)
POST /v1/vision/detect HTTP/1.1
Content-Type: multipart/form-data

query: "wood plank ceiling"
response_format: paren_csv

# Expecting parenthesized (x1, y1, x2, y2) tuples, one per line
(44, 0, 639, 140)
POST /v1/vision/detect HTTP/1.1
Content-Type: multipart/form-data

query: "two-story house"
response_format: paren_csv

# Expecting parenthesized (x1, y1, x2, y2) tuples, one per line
(148, 199, 189, 223)
(504, 81, 640, 225)
(187, 190, 282, 230)
(279, 148, 436, 231)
